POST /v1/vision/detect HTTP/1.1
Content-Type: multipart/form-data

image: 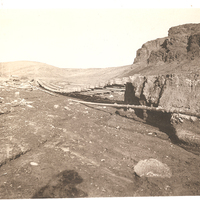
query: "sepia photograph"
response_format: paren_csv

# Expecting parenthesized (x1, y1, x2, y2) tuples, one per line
(0, 0, 200, 198)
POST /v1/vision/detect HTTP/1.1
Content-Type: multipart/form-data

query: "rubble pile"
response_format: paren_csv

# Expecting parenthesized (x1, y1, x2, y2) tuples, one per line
(0, 77, 36, 114)
(0, 77, 34, 91)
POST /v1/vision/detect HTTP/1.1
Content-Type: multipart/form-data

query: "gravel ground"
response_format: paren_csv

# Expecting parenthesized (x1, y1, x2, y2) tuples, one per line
(0, 87, 200, 198)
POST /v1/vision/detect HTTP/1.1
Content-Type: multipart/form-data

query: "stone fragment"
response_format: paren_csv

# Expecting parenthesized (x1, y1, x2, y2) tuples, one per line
(15, 92, 20, 98)
(64, 106, 71, 111)
(27, 105, 33, 108)
(54, 105, 59, 109)
(134, 158, 172, 178)
(30, 162, 38, 166)
(190, 116, 198, 122)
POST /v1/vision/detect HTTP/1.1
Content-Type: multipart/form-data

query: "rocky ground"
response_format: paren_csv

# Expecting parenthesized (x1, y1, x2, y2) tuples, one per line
(1, 23, 200, 198)
(0, 82, 200, 198)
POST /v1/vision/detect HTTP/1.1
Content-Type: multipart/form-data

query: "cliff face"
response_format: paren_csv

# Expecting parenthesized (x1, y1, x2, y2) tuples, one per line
(124, 73, 200, 146)
(133, 37, 167, 64)
(130, 23, 200, 76)
(124, 23, 200, 146)
(125, 74, 200, 113)
(127, 23, 200, 109)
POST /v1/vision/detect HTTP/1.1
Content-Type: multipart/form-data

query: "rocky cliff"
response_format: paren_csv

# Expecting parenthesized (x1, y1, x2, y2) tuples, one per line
(123, 23, 200, 77)
(135, 23, 200, 64)
(124, 23, 200, 147)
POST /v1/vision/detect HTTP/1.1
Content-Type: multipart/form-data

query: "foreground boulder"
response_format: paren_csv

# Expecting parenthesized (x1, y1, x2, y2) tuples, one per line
(134, 158, 172, 178)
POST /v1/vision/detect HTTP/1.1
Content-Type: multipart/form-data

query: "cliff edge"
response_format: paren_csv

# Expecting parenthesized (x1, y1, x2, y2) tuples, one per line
(122, 23, 200, 77)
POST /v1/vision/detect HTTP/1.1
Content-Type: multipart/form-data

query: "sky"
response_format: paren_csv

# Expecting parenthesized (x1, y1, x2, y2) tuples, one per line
(0, 0, 200, 68)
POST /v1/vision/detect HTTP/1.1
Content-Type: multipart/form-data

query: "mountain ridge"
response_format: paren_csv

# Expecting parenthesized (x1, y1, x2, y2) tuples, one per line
(0, 60, 132, 85)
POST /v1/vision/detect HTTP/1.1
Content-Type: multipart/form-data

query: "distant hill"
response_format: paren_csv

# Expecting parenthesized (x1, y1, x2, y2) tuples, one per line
(1, 23, 200, 85)
(0, 61, 64, 79)
(0, 61, 132, 85)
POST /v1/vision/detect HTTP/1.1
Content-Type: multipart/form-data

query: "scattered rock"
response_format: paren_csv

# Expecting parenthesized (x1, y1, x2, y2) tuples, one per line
(54, 105, 59, 109)
(0, 97, 3, 103)
(60, 147, 70, 152)
(134, 158, 172, 178)
(30, 162, 38, 166)
(19, 99, 26, 106)
(148, 132, 157, 136)
(64, 106, 71, 111)
(175, 129, 200, 146)
(15, 92, 20, 98)
(27, 105, 33, 108)
(19, 99, 33, 106)
(0, 173, 7, 177)
(128, 108, 135, 113)
(190, 116, 198, 122)
(0, 106, 10, 114)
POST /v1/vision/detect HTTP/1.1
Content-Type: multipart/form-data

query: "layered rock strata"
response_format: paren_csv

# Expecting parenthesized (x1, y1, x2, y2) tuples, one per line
(126, 23, 200, 146)
(124, 73, 200, 146)
(134, 23, 200, 66)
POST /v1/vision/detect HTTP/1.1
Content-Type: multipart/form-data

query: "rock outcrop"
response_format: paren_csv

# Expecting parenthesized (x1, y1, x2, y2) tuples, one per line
(125, 74, 200, 112)
(134, 37, 167, 64)
(134, 23, 200, 65)
(125, 23, 200, 146)
(124, 73, 200, 143)
(126, 23, 200, 77)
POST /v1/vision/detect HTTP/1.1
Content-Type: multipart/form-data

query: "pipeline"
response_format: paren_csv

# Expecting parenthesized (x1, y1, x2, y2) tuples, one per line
(70, 99, 200, 118)
(36, 79, 200, 118)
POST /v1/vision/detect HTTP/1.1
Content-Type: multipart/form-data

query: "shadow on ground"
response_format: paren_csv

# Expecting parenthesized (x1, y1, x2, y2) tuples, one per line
(32, 170, 88, 198)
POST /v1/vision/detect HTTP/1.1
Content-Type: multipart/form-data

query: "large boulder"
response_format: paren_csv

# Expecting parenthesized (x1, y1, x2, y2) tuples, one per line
(134, 158, 172, 178)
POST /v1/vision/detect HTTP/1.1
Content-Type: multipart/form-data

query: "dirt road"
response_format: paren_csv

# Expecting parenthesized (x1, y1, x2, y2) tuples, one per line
(0, 88, 200, 198)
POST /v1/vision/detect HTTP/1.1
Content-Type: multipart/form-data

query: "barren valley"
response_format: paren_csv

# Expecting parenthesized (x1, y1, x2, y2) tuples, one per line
(1, 23, 200, 198)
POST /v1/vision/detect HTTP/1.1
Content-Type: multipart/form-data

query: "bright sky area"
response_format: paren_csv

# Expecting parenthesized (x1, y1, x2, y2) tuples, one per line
(0, 0, 200, 68)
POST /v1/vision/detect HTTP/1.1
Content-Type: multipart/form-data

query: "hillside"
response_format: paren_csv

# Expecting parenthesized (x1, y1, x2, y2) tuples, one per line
(0, 61, 65, 79)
